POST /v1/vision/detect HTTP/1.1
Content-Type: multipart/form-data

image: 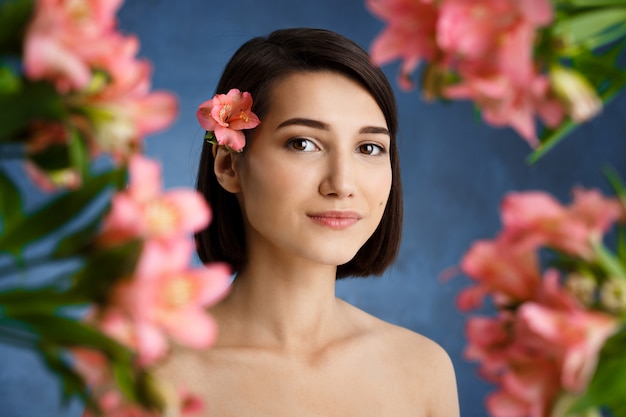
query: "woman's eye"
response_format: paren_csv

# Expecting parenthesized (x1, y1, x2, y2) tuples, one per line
(358, 143, 384, 155)
(288, 138, 318, 152)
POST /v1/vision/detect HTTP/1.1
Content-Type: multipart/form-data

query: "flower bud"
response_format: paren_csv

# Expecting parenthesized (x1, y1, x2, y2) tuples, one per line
(421, 62, 449, 102)
(549, 65, 602, 123)
(564, 273, 597, 307)
(600, 277, 626, 314)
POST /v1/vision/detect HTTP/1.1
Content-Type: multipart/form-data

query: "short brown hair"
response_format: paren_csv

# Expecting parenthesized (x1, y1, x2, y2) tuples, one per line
(195, 28, 403, 279)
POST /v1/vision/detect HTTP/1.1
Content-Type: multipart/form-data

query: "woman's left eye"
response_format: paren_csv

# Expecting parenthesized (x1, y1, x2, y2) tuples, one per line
(357, 143, 385, 155)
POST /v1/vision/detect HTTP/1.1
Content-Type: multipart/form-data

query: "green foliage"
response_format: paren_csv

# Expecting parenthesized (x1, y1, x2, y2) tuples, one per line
(529, 40, 626, 163)
(570, 327, 626, 416)
(0, 166, 127, 259)
(0, 0, 34, 56)
(0, 78, 67, 141)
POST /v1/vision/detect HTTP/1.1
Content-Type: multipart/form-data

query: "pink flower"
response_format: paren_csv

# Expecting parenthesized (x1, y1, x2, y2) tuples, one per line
(24, 0, 124, 92)
(196, 89, 260, 151)
(366, 0, 439, 89)
(486, 351, 562, 417)
(80, 35, 179, 158)
(444, 72, 564, 146)
(435, 0, 562, 145)
(464, 314, 514, 380)
(99, 155, 210, 245)
(499, 189, 622, 258)
(569, 187, 624, 239)
(101, 238, 231, 365)
(437, 0, 552, 74)
(458, 238, 541, 310)
(519, 302, 619, 393)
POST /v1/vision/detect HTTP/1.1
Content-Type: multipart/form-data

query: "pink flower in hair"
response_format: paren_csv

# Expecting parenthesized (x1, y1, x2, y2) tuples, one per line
(196, 88, 261, 152)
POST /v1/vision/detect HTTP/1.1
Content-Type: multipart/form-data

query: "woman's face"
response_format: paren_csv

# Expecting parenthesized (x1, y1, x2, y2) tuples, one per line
(234, 71, 392, 268)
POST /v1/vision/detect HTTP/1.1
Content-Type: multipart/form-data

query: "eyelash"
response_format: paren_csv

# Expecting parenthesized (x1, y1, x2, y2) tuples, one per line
(286, 138, 387, 156)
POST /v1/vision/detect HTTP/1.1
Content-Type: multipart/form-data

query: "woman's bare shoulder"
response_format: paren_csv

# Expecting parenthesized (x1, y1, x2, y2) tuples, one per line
(346, 302, 460, 417)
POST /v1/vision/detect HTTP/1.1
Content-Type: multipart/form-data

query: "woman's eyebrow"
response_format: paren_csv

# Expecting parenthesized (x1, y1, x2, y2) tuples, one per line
(359, 126, 390, 136)
(277, 118, 330, 130)
(277, 118, 390, 136)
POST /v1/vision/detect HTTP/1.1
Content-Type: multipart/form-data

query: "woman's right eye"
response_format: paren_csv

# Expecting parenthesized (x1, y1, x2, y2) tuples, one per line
(287, 138, 318, 152)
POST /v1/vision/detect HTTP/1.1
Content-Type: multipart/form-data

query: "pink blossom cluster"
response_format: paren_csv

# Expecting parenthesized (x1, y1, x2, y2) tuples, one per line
(457, 188, 625, 417)
(23, 0, 178, 161)
(80, 155, 230, 416)
(367, 0, 567, 146)
(95, 155, 231, 365)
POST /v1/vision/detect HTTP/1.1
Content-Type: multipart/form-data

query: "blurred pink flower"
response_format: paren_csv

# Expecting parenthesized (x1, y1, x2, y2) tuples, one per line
(101, 238, 231, 365)
(458, 238, 541, 310)
(24, 0, 123, 92)
(437, 0, 552, 75)
(500, 189, 622, 258)
(24, 0, 178, 157)
(519, 302, 620, 392)
(464, 314, 514, 380)
(569, 187, 624, 239)
(196, 89, 260, 151)
(100, 155, 210, 245)
(366, 0, 439, 89)
(489, 350, 562, 417)
(445, 72, 563, 146)
(81, 35, 178, 158)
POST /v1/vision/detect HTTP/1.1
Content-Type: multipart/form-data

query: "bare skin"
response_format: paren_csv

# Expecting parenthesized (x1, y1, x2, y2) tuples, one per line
(157, 72, 459, 416)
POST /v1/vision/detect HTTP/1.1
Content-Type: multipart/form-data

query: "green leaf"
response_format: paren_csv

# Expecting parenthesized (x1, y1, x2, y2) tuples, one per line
(0, 167, 126, 259)
(559, 0, 626, 7)
(527, 119, 578, 164)
(618, 227, 626, 271)
(0, 167, 24, 234)
(0, 288, 90, 315)
(0, 81, 67, 142)
(603, 165, 626, 209)
(68, 128, 90, 179)
(552, 8, 626, 49)
(52, 214, 103, 259)
(113, 360, 139, 403)
(592, 240, 626, 278)
(570, 328, 626, 415)
(70, 239, 143, 302)
(0, 66, 21, 94)
(0, 0, 34, 56)
(3, 313, 133, 362)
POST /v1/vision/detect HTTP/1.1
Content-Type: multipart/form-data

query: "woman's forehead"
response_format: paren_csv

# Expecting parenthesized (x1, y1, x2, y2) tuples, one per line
(265, 71, 387, 129)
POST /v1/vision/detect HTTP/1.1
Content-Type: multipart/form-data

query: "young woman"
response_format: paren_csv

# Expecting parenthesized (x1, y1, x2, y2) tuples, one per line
(159, 28, 459, 417)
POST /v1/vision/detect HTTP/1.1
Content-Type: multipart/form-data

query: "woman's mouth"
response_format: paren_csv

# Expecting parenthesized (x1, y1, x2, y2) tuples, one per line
(307, 211, 361, 229)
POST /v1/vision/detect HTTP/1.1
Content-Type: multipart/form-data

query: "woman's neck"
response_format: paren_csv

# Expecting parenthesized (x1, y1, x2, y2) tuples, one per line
(212, 258, 343, 354)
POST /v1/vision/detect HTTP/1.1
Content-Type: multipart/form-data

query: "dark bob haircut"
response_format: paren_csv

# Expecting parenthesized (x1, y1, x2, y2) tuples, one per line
(195, 28, 403, 279)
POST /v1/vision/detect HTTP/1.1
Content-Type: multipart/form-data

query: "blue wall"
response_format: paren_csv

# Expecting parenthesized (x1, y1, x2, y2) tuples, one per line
(2, 0, 626, 416)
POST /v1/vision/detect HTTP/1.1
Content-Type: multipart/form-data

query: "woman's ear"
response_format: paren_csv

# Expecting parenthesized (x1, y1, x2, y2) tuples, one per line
(214, 145, 242, 193)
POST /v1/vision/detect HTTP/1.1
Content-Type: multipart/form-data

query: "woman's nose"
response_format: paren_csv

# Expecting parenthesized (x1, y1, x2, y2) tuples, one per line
(318, 151, 356, 198)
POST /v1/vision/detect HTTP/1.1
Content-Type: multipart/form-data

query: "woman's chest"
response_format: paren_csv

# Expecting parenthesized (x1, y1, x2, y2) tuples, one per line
(169, 350, 429, 417)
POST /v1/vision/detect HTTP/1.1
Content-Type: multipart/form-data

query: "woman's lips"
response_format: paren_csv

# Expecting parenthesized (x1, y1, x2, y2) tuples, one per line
(307, 211, 361, 229)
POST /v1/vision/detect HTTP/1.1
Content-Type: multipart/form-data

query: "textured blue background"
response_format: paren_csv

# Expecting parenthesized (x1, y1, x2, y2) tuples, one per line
(2, 0, 626, 416)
